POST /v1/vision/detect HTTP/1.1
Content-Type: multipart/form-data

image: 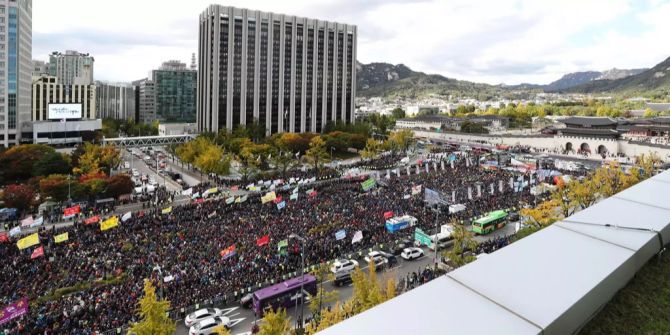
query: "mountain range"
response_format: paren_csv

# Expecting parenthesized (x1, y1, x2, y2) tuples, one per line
(356, 57, 670, 97)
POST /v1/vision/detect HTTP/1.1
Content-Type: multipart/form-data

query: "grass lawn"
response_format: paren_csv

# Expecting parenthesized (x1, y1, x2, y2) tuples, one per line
(581, 254, 670, 335)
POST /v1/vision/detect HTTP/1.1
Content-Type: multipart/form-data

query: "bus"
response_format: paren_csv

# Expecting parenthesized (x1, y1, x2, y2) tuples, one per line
(252, 274, 317, 317)
(472, 210, 508, 235)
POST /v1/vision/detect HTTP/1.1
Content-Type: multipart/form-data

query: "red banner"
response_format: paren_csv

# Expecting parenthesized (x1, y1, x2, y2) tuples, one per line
(256, 235, 270, 247)
(383, 211, 394, 219)
(309, 190, 317, 197)
(63, 205, 81, 216)
(230, 186, 239, 191)
(273, 196, 283, 204)
(0, 232, 8, 243)
(84, 215, 100, 225)
(195, 198, 204, 204)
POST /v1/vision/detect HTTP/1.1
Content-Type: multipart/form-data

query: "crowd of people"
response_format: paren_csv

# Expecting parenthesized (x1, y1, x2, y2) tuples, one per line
(398, 266, 445, 293)
(1, 153, 538, 334)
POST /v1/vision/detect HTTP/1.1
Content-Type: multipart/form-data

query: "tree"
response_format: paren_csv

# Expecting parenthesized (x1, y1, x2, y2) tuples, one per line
(195, 145, 231, 176)
(443, 224, 478, 268)
(520, 199, 561, 227)
(107, 174, 134, 198)
(305, 136, 329, 173)
(309, 263, 338, 317)
(388, 130, 414, 154)
(213, 325, 232, 335)
(1, 184, 35, 214)
(72, 143, 121, 175)
(361, 138, 383, 160)
(39, 174, 71, 202)
(270, 152, 298, 176)
(550, 183, 578, 218)
(643, 108, 658, 118)
(237, 149, 261, 182)
(305, 303, 345, 335)
(32, 151, 71, 177)
(0, 144, 54, 184)
(391, 107, 405, 120)
(128, 279, 175, 335)
(257, 308, 291, 335)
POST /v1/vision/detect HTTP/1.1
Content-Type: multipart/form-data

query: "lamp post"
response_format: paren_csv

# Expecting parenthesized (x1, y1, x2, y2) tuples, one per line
(289, 233, 307, 330)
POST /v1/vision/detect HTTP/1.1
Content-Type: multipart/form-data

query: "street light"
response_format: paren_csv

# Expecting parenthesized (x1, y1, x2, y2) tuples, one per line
(289, 233, 307, 330)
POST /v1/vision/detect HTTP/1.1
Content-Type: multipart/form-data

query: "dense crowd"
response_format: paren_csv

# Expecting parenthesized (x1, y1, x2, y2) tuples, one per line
(0, 156, 536, 334)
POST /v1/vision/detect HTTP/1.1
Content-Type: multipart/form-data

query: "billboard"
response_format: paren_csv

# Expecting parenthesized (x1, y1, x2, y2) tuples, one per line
(48, 103, 82, 120)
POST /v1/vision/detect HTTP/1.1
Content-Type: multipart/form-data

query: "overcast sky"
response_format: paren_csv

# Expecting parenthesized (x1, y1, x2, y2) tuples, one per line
(33, 0, 670, 85)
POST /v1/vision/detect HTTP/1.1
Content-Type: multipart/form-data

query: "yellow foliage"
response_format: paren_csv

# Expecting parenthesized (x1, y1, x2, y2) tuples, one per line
(257, 308, 291, 335)
(127, 280, 175, 335)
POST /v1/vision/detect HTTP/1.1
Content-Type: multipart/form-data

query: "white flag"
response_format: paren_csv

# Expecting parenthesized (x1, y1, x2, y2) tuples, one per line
(468, 187, 472, 200)
(451, 160, 455, 169)
(477, 184, 482, 197)
(490, 183, 494, 195)
(121, 211, 132, 222)
(351, 230, 363, 244)
(509, 177, 514, 189)
(433, 162, 438, 171)
(386, 170, 391, 179)
(181, 188, 193, 196)
(425, 164, 429, 173)
(451, 190, 456, 203)
(9, 226, 21, 237)
(441, 160, 445, 170)
(395, 169, 401, 177)
(499, 180, 504, 193)
(21, 217, 34, 228)
(31, 217, 44, 228)
(406, 166, 411, 176)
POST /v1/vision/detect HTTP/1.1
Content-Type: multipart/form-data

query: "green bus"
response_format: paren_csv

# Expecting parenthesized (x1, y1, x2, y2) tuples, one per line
(472, 210, 508, 235)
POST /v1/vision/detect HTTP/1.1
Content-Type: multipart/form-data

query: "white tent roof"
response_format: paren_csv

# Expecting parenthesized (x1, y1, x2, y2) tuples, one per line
(318, 170, 670, 335)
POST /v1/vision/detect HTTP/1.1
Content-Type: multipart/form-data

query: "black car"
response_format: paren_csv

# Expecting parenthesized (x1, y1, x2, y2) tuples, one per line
(378, 251, 398, 267)
(508, 212, 520, 222)
(240, 293, 253, 308)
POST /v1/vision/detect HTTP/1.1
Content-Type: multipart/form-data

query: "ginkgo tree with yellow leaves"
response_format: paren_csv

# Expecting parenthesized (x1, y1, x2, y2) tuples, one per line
(128, 280, 175, 335)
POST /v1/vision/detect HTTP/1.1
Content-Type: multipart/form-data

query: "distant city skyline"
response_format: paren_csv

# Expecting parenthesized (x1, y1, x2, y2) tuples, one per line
(33, 0, 670, 85)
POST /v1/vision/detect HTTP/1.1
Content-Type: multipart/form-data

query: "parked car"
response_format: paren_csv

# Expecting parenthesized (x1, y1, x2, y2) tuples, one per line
(184, 308, 224, 327)
(508, 212, 520, 222)
(378, 251, 398, 267)
(401, 247, 424, 261)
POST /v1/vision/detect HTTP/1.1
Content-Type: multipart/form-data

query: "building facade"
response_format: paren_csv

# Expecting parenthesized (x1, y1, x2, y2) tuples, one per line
(95, 81, 135, 120)
(48, 50, 94, 85)
(152, 60, 196, 123)
(0, 0, 32, 147)
(132, 78, 156, 124)
(32, 59, 47, 76)
(197, 5, 357, 135)
(31, 75, 96, 121)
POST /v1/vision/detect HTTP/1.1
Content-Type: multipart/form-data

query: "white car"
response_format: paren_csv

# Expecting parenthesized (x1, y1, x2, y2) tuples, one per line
(401, 247, 424, 261)
(148, 178, 158, 186)
(144, 155, 151, 161)
(189, 316, 231, 335)
(131, 169, 139, 177)
(184, 308, 224, 327)
(330, 259, 359, 274)
(364, 251, 388, 268)
(124, 161, 130, 169)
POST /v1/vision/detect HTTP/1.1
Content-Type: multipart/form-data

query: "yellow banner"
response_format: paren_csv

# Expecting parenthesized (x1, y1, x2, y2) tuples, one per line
(54, 232, 69, 243)
(161, 206, 172, 214)
(207, 187, 218, 194)
(16, 233, 39, 250)
(100, 216, 119, 231)
(261, 191, 277, 204)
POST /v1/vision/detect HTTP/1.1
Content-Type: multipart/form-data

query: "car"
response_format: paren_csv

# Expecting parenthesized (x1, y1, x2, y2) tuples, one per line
(188, 316, 232, 335)
(240, 293, 253, 308)
(184, 308, 224, 327)
(401, 247, 424, 261)
(330, 259, 359, 274)
(508, 212, 520, 222)
(148, 178, 158, 186)
(132, 170, 140, 177)
(364, 251, 388, 269)
(143, 155, 151, 161)
(378, 251, 398, 267)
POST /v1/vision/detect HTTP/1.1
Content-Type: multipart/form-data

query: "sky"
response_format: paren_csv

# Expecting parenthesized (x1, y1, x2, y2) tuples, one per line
(33, 0, 670, 85)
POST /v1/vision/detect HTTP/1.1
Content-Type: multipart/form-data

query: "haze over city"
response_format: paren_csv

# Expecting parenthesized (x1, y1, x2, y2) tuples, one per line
(34, 0, 670, 84)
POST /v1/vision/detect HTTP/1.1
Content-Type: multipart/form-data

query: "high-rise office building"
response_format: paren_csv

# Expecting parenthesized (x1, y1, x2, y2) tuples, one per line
(152, 60, 196, 123)
(0, 0, 32, 147)
(132, 78, 156, 124)
(96, 81, 135, 121)
(197, 5, 357, 136)
(48, 50, 94, 86)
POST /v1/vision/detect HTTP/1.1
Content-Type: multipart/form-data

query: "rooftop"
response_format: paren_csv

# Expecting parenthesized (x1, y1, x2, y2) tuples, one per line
(561, 116, 618, 127)
(317, 170, 670, 335)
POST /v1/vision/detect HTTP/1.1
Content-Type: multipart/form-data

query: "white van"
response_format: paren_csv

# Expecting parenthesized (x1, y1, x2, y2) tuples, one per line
(428, 232, 454, 251)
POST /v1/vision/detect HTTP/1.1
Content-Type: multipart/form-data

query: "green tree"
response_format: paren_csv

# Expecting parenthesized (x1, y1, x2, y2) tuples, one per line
(39, 174, 71, 202)
(257, 308, 291, 335)
(32, 151, 71, 177)
(308, 263, 338, 317)
(195, 144, 231, 176)
(305, 136, 329, 173)
(128, 280, 176, 335)
(270, 151, 298, 176)
(443, 224, 478, 268)
(390, 107, 405, 120)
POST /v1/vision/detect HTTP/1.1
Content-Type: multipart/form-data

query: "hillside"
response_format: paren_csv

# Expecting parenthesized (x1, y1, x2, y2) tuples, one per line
(356, 62, 534, 99)
(545, 71, 601, 91)
(565, 57, 670, 94)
